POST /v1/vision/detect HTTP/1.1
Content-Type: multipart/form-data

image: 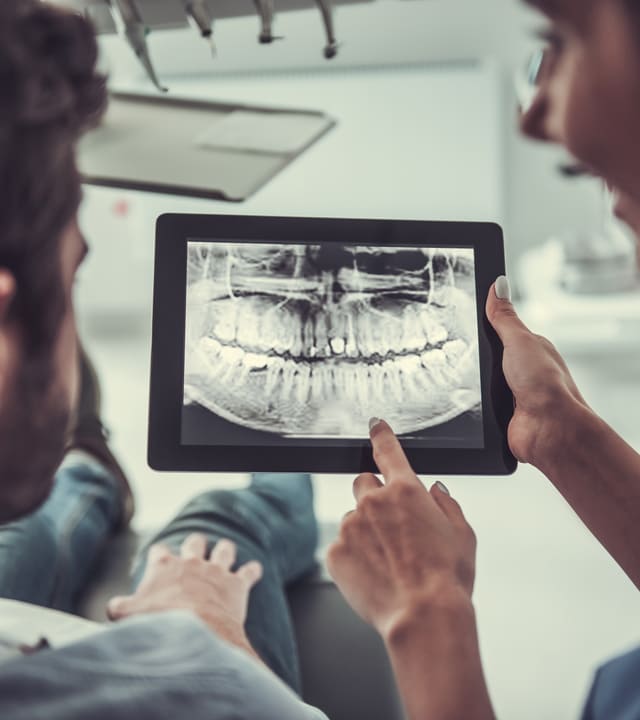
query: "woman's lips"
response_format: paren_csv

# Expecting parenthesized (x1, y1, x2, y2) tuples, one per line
(611, 191, 640, 243)
(613, 193, 626, 221)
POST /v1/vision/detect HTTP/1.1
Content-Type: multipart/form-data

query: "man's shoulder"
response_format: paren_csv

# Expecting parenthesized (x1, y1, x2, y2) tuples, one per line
(583, 645, 640, 720)
(0, 609, 328, 720)
(0, 599, 104, 662)
(0, 605, 208, 671)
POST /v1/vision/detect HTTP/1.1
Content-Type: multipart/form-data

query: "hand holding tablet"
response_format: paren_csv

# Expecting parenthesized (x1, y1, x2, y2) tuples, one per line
(149, 214, 516, 475)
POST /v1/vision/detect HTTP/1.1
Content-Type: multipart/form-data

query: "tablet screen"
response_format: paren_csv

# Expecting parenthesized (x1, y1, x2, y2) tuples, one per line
(182, 240, 483, 449)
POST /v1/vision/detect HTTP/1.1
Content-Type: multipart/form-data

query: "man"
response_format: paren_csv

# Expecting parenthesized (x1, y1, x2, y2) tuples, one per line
(0, 2, 323, 717)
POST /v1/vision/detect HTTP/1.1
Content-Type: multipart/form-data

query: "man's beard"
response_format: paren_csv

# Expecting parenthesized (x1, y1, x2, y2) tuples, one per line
(0, 353, 71, 524)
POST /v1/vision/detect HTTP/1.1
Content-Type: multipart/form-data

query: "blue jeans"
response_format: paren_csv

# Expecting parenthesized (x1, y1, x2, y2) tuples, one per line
(0, 460, 317, 694)
(0, 455, 121, 612)
(132, 472, 318, 692)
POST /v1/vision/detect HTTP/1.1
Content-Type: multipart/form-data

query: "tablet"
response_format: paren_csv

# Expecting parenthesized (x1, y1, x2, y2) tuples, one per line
(149, 214, 516, 475)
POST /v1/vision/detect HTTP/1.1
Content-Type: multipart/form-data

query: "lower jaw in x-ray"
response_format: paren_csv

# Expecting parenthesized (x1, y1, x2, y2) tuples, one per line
(184, 242, 482, 437)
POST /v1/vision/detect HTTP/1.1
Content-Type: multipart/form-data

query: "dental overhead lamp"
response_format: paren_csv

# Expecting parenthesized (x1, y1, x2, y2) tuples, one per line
(112, 0, 168, 92)
(57, 0, 366, 91)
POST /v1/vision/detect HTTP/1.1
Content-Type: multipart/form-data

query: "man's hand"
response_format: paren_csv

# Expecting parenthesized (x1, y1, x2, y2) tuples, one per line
(327, 419, 477, 641)
(107, 534, 262, 652)
(486, 276, 589, 469)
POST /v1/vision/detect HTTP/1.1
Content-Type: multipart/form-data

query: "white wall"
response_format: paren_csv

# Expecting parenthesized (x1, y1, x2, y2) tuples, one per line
(98, 0, 605, 281)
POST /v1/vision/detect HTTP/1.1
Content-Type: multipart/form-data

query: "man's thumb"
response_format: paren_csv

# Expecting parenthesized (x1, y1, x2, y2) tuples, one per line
(107, 595, 132, 621)
(485, 276, 530, 345)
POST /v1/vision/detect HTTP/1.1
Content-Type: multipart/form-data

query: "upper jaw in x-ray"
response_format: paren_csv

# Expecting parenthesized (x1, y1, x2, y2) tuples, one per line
(184, 242, 482, 437)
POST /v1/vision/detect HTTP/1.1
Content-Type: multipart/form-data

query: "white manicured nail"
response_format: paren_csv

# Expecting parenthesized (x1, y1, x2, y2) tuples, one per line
(368, 417, 382, 431)
(435, 481, 450, 496)
(495, 275, 511, 302)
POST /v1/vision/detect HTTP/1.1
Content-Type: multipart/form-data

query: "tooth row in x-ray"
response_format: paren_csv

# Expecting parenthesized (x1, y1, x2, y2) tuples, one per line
(184, 241, 482, 437)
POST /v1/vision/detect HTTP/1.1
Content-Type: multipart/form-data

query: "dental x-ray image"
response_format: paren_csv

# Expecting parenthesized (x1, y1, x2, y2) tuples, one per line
(183, 240, 483, 446)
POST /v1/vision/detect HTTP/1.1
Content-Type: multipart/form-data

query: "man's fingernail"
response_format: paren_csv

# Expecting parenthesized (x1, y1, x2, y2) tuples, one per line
(495, 275, 511, 302)
(435, 481, 450, 496)
(369, 417, 383, 431)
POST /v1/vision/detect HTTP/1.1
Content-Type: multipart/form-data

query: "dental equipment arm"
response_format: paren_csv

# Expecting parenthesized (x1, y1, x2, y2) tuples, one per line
(252, 0, 282, 44)
(314, 0, 338, 59)
(113, 0, 167, 92)
(182, 0, 216, 54)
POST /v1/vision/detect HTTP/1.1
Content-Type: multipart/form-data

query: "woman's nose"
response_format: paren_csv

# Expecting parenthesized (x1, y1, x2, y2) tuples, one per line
(519, 91, 554, 142)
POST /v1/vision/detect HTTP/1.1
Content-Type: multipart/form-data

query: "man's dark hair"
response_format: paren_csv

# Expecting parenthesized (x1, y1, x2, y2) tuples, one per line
(0, 0, 106, 359)
(0, 2, 108, 522)
(624, 0, 640, 27)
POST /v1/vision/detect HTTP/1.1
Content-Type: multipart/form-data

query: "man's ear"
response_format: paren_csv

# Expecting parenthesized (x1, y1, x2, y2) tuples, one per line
(0, 269, 18, 402)
(0, 269, 16, 323)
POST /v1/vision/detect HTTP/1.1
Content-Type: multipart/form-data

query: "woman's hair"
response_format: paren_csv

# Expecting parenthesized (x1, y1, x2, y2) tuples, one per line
(624, 0, 640, 28)
(0, 0, 107, 356)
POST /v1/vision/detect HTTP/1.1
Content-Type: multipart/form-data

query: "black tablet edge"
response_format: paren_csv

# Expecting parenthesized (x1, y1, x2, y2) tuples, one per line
(148, 214, 517, 476)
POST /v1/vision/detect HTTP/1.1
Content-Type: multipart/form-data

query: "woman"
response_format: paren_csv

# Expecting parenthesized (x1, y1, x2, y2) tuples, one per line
(327, 2, 640, 719)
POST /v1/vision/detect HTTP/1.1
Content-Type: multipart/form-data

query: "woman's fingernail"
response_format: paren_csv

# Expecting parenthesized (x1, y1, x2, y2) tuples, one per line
(369, 417, 383, 431)
(495, 275, 511, 302)
(0, 272, 14, 297)
(435, 481, 450, 496)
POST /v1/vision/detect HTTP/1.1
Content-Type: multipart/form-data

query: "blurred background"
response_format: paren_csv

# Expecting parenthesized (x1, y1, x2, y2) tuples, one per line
(59, 1, 640, 718)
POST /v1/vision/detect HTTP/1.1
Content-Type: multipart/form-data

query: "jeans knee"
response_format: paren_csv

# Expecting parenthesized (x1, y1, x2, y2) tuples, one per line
(180, 488, 242, 518)
(0, 515, 57, 560)
(138, 488, 270, 562)
(0, 516, 58, 598)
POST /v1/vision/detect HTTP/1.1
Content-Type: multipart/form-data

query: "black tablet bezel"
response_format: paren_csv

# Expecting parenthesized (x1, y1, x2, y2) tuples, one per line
(149, 214, 516, 475)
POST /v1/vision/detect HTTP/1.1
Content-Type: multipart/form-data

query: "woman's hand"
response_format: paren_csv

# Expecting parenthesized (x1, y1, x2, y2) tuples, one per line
(107, 534, 262, 652)
(327, 419, 477, 641)
(486, 276, 588, 469)
(327, 420, 496, 720)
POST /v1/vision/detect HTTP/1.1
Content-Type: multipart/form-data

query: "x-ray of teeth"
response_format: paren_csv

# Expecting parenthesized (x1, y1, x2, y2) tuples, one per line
(183, 241, 483, 439)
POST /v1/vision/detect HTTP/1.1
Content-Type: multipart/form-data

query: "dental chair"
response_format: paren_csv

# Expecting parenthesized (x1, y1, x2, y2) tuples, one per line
(80, 524, 406, 720)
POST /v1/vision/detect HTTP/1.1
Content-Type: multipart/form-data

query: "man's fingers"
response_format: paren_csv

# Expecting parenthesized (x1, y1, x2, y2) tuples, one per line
(485, 278, 531, 347)
(369, 418, 418, 483)
(209, 538, 237, 570)
(353, 472, 383, 503)
(147, 543, 172, 566)
(235, 560, 263, 589)
(107, 595, 133, 621)
(180, 533, 207, 560)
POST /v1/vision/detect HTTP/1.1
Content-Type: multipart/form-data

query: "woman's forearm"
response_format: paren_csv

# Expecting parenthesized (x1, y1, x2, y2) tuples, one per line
(538, 398, 640, 588)
(384, 588, 495, 720)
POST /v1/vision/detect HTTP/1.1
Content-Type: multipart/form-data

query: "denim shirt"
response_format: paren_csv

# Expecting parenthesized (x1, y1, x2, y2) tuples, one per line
(581, 646, 640, 720)
(0, 610, 329, 720)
